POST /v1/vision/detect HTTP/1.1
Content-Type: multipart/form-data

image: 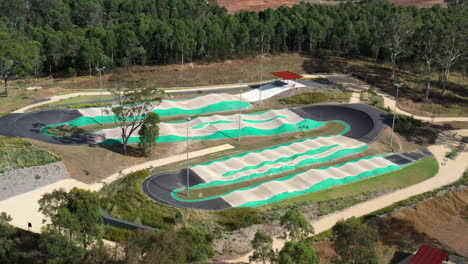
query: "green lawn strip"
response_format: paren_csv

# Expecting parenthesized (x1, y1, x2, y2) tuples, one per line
(280, 92, 351, 105)
(0, 136, 61, 173)
(259, 157, 439, 211)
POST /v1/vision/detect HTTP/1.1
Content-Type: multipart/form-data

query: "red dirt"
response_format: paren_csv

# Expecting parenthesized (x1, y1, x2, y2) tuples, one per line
(216, 0, 445, 13)
(216, 0, 298, 13)
(389, 0, 446, 7)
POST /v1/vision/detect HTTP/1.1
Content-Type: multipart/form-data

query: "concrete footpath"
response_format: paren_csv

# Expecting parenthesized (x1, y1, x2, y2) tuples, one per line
(0, 144, 233, 233)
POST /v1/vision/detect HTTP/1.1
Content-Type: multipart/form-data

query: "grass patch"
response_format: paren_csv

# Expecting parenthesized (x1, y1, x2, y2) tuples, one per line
(260, 157, 438, 211)
(48, 94, 115, 105)
(394, 115, 423, 134)
(0, 87, 35, 113)
(99, 169, 180, 230)
(280, 92, 351, 105)
(0, 136, 61, 173)
(445, 145, 461, 159)
(360, 88, 385, 110)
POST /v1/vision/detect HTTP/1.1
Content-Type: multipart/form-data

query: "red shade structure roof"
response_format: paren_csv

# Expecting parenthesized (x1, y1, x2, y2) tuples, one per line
(271, 71, 303, 80)
(410, 245, 448, 264)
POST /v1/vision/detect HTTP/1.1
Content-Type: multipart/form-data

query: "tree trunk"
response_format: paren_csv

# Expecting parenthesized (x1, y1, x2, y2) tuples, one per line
(391, 53, 397, 79)
(89, 64, 92, 77)
(3, 77, 8, 97)
(441, 68, 450, 96)
(123, 137, 128, 155)
(424, 63, 431, 100)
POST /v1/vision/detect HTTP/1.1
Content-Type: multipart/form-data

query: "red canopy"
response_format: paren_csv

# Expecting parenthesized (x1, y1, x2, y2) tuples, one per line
(410, 245, 448, 264)
(271, 71, 303, 80)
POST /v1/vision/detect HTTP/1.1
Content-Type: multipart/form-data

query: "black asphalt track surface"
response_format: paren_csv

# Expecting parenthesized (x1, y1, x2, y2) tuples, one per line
(142, 168, 231, 210)
(291, 104, 391, 143)
(143, 104, 396, 210)
(0, 109, 106, 145)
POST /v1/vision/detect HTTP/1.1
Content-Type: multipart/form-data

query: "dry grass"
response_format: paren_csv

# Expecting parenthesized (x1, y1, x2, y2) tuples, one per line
(0, 136, 61, 173)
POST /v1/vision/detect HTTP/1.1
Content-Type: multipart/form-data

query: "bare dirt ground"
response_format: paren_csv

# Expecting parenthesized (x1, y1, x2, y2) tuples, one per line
(374, 187, 468, 257)
(313, 187, 468, 263)
(389, 0, 446, 7)
(215, 0, 446, 13)
(216, 0, 298, 13)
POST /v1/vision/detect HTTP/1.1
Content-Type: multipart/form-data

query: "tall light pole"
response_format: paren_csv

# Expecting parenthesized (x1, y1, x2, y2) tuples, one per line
(96, 66, 106, 126)
(238, 80, 245, 142)
(186, 116, 191, 197)
(390, 83, 402, 151)
(259, 54, 266, 103)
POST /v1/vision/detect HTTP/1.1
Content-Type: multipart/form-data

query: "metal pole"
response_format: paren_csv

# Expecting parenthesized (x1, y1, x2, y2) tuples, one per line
(186, 116, 191, 197)
(259, 55, 264, 103)
(96, 66, 105, 126)
(390, 83, 402, 151)
(238, 80, 244, 142)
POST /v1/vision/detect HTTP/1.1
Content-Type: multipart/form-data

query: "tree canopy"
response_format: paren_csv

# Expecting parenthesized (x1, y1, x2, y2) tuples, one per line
(0, 0, 465, 88)
(332, 217, 379, 264)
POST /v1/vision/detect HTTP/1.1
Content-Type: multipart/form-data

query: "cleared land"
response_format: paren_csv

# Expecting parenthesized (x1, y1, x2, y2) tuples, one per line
(216, 0, 446, 13)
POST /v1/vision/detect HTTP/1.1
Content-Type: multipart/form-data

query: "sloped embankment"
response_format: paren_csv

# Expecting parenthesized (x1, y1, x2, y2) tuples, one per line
(374, 187, 468, 257)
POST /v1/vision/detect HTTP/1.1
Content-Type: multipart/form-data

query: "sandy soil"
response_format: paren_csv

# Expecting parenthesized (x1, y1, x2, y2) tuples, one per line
(373, 187, 468, 257)
(0, 161, 69, 201)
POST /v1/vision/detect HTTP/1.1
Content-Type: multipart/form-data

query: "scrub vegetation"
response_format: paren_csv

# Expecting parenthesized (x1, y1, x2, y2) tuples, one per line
(0, 136, 60, 173)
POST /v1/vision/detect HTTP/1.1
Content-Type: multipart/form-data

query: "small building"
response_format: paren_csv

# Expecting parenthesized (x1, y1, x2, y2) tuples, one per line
(409, 244, 449, 264)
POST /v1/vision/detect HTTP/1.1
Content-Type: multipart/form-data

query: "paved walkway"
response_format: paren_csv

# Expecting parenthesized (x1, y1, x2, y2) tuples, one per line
(13, 80, 276, 114)
(349, 92, 360, 104)
(0, 144, 233, 233)
(226, 130, 468, 263)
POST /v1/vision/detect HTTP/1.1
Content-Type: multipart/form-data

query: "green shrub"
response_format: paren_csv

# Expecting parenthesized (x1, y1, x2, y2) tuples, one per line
(394, 115, 423, 134)
(215, 208, 262, 231)
(104, 226, 134, 242)
(68, 102, 112, 109)
(177, 226, 214, 262)
(0, 136, 61, 172)
(445, 146, 460, 159)
(99, 169, 180, 230)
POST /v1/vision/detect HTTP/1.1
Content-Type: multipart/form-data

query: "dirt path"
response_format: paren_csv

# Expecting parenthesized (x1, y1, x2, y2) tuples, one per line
(0, 144, 233, 233)
(302, 73, 468, 122)
(349, 91, 360, 104)
(225, 130, 468, 263)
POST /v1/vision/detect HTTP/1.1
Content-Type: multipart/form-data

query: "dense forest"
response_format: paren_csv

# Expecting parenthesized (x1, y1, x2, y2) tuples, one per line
(0, 0, 466, 85)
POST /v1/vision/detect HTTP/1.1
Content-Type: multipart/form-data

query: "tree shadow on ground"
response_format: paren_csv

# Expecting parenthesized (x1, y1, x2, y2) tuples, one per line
(301, 56, 347, 74)
(98, 142, 144, 157)
(368, 217, 445, 253)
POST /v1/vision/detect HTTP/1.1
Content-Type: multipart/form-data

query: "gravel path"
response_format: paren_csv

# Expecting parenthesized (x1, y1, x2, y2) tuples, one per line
(0, 144, 233, 233)
(0, 162, 69, 201)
